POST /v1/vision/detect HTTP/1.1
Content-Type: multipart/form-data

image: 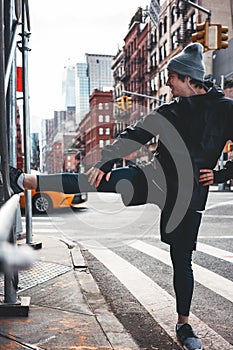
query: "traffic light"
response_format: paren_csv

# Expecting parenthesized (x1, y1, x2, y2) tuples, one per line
(117, 96, 126, 111)
(217, 24, 228, 49)
(126, 96, 133, 110)
(117, 96, 133, 111)
(192, 21, 209, 51)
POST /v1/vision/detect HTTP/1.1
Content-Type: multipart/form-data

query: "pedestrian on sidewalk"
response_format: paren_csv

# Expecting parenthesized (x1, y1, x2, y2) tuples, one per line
(9, 43, 233, 350)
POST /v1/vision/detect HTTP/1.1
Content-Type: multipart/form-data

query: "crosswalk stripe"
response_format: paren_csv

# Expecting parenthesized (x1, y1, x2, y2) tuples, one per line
(197, 242, 233, 263)
(203, 214, 233, 218)
(83, 240, 233, 350)
(198, 235, 233, 239)
(129, 240, 233, 303)
(205, 200, 233, 211)
(22, 222, 60, 226)
(21, 216, 64, 221)
(24, 228, 58, 233)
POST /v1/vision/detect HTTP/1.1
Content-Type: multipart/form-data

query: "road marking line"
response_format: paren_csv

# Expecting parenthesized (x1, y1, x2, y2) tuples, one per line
(197, 242, 233, 263)
(21, 216, 64, 221)
(199, 235, 233, 239)
(22, 222, 64, 227)
(205, 200, 233, 211)
(129, 240, 233, 303)
(203, 214, 233, 218)
(22, 228, 58, 233)
(83, 240, 233, 350)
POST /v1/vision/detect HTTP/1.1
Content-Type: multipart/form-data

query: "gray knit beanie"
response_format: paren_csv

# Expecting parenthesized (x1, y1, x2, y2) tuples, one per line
(167, 43, 206, 81)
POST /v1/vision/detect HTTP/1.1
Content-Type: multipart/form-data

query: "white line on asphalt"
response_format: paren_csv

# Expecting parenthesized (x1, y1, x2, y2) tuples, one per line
(203, 214, 233, 219)
(197, 242, 233, 263)
(83, 240, 233, 350)
(198, 235, 233, 239)
(23, 228, 58, 233)
(21, 216, 64, 221)
(22, 222, 63, 226)
(129, 240, 233, 303)
(205, 200, 233, 211)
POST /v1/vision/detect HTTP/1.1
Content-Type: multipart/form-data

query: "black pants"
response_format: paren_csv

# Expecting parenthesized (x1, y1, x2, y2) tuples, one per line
(36, 167, 201, 317)
(36, 165, 166, 208)
(170, 246, 194, 316)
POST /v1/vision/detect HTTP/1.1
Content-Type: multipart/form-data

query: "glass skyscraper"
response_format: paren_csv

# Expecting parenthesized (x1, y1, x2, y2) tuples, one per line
(75, 63, 90, 124)
(85, 53, 114, 95)
(62, 62, 76, 109)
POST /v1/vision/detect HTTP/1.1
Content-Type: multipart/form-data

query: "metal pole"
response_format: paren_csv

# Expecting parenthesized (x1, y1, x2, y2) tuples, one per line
(0, 0, 18, 305)
(218, 75, 225, 191)
(224, 71, 233, 79)
(22, 0, 32, 244)
(122, 90, 164, 102)
(182, 0, 211, 19)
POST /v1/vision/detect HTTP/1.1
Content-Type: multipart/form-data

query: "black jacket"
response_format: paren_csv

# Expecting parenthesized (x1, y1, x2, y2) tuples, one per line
(96, 87, 233, 212)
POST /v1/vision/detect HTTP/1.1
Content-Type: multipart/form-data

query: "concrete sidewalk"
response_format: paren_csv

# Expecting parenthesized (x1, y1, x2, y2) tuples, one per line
(0, 234, 140, 350)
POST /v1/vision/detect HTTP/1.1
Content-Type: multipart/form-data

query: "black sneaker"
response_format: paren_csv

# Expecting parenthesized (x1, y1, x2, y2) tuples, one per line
(9, 166, 24, 194)
(176, 324, 202, 350)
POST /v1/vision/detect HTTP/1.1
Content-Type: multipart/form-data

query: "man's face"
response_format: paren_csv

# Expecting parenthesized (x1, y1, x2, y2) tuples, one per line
(224, 87, 233, 99)
(166, 70, 190, 97)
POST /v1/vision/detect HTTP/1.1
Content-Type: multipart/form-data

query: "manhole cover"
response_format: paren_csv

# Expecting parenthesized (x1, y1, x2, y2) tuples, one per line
(0, 261, 72, 294)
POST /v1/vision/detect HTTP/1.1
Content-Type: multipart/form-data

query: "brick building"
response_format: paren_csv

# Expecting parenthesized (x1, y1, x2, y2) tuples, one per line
(75, 90, 114, 170)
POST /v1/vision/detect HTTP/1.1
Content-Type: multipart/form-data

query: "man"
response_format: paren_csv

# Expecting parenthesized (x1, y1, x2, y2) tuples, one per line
(224, 79, 233, 99)
(10, 43, 233, 350)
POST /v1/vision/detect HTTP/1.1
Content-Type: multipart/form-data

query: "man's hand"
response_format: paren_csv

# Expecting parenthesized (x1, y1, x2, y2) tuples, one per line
(86, 167, 111, 188)
(199, 169, 214, 186)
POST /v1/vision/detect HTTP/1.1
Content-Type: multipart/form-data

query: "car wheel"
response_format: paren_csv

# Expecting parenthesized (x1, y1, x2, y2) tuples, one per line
(33, 193, 53, 214)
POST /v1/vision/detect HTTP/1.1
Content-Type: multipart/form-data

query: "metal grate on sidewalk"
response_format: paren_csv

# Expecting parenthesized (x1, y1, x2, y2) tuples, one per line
(0, 261, 72, 294)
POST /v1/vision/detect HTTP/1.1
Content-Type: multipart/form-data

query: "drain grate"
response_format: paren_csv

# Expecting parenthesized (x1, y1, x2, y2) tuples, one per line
(0, 261, 72, 294)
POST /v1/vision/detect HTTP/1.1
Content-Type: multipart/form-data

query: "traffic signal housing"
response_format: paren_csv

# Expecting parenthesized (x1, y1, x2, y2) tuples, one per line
(117, 96, 133, 111)
(126, 96, 133, 110)
(117, 96, 126, 111)
(217, 24, 228, 49)
(192, 21, 209, 51)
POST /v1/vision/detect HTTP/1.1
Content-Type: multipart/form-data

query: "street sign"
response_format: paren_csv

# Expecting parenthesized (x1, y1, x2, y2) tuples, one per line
(148, 0, 160, 27)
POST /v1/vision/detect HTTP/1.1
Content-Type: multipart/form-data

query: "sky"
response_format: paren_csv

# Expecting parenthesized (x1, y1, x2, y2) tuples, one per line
(26, 0, 150, 130)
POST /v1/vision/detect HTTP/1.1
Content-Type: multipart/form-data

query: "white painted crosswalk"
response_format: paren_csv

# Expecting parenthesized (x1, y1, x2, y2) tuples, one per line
(128, 240, 233, 303)
(197, 242, 233, 263)
(23, 214, 233, 349)
(21, 216, 65, 233)
(82, 240, 233, 350)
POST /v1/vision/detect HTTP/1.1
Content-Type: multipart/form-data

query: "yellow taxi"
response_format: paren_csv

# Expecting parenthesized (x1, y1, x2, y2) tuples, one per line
(20, 189, 88, 214)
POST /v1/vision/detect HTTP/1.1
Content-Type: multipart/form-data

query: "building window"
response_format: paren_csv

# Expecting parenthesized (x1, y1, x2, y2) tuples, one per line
(164, 41, 168, 58)
(159, 22, 163, 38)
(163, 69, 168, 85)
(99, 140, 104, 148)
(105, 140, 111, 146)
(105, 115, 110, 122)
(164, 16, 167, 33)
(159, 72, 163, 88)
(171, 7, 176, 25)
(105, 103, 109, 109)
(98, 103, 103, 110)
(98, 115, 103, 122)
(99, 127, 104, 135)
(172, 29, 180, 50)
(106, 127, 110, 135)
(159, 46, 163, 62)
(171, 32, 176, 50)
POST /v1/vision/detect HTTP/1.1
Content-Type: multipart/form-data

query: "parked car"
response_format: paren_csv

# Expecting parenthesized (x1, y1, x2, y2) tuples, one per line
(20, 189, 88, 214)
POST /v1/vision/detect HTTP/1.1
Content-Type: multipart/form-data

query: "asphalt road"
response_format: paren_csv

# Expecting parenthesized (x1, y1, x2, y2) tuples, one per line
(28, 188, 233, 349)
